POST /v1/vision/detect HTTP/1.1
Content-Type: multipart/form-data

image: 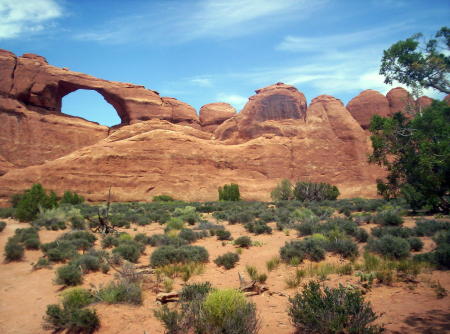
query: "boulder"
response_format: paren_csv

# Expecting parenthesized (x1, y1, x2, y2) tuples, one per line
(346, 90, 390, 129)
(200, 103, 236, 132)
(386, 87, 415, 115)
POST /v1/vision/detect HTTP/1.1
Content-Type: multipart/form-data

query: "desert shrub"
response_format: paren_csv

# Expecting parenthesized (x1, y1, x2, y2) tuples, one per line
(4, 238, 24, 261)
(15, 183, 58, 221)
(413, 220, 450, 236)
(101, 235, 119, 248)
(215, 229, 232, 240)
(56, 264, 83, 286)
(150, 245, 209, 267)
(289, 281, 382, 334)
(0, 221, 6, 232)
(42, 240, 78, 262)
(178, 228, 206, 243)
(271, 179, 294, 201)
(408, 237, 424, 251)
(218, 183, 241, 201)
(0, 207, 15, 219)
(234, 236, 252, 248)
(366, 235, 410, 259)
(133, 233, 149, 245)
(44, 304, 99, 333)
(214, 252, 239, 269)
(266, 256, 280, 272)
(320, 218, 359, 237)
(59, 231, 97, 251)
(245, 221, 272, 234)
(71, 216, 85, 230)
(165, 217, 185, 232)
(293, 181, 340, 201)
(371, 226, 413, 239)
(280, 239, 326, 263)
(148, 234, 187, 247)
(62, 288, 94, 310)
(60, 191, 84, 205)
(203, 289, 259, 334)
(435, 244, 450, 269)
(174, 206, 200, 225)
(112, 240, 142, 263)
(153, 194, 175, 202)
(180, 282, 213, 302)
(355, 228, 369, 242)
(246, 265, 267, 283)
(326, 238, 359, 258)
(96, 280, 142, 305)
(295, 221, 319, 236)
(71, 255, 101, 273)
(373, 210, 403, 226)
(33, 257, 51, 270)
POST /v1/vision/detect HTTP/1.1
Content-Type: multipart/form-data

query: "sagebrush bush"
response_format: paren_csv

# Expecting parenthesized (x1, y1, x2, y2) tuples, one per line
(55, 264, 83, 286)
(367, 235, 410, 259)
(413, 220, 450, 236)
(373, 210, 403, 226)
(0, 221, 6, 232)
(4, 238, 24, 261)
(60, 191, 85, 205)
(355, 228, 369, 242)
(180, 282, 213, 302)
(245, 222, 272, 235)
(289, 281, 382, 334)
(234, 236, 252, 248)
(71, 254, 101, 273)
(280, 239, 325, 263)
(203, 289, 259, 334)
(148, 234, 187, 247)
(215, 229, 232, 240)
(61, 288, 94, 310)
(326, 238, 359, 258)
(112, 240, 142, 263)
(153, 194, 175, 202)
(44, 304, 99, 333)
(371, 226, 413, 239)
(214, 252, 239, 269)
(150, 245, 209, 267)
(96, 280, 142, 305)
(408, 237, 424, 251)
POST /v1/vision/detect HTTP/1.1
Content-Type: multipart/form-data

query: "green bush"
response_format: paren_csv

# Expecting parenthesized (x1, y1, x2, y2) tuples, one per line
(408, 237, 424, 251)
(112, 240, 142, 263)
(150, 245, 209, 267)
(102, 235, 119, 248)
(71, 216, 85, 230)
(293, 181, 340, 201)
(413, 220, 450, 236)
(55, 264, 83, 286)
(214, 252, 239, 269)
(371, 226, 413, 238)
(71, 255, 101, 273)
(4, 238, 24, 261)
(367, 235, 411, 259)
(148, 234, 187, 247)
(280, 239, 326, 263)
(153, 195, 175, 202)
(24, 237, 40, 250)
(234, 236, 252, 248)
(15, 184, 58, 221)
(245, 221, 272, 235)
(203, 289, 258, 334)
(180, 282, 213, 302)
(60, 191, 85, 205)
(44, 304, 99, 333)
(271, 179, 294, 201)
(373, 210, 403, 226)
(218, 183, 241, 201)
(0, 207, 15, 219)
(178, 228, 206, 243)
(0, 221, 6, 232)
(173, 206, 200, 225)
(61, 288, 94, 310)
(289, 281, 382, 334)
(42, 240, 77, 262)
(355, 228, 369, 242)
(326, 238, 359, 258)
(96, 280, 142, 305)
(215, 229, 232, 240)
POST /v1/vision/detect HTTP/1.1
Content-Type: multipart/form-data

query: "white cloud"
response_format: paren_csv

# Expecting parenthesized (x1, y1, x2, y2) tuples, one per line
(75, 0, 327, 44)
(0, 0, 62, 39)
(190, 77, 213, 87)
(216, 93, 248, 110)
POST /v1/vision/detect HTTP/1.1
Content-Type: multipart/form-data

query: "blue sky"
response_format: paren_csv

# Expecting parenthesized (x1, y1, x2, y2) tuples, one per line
(1, 0, 449, 126)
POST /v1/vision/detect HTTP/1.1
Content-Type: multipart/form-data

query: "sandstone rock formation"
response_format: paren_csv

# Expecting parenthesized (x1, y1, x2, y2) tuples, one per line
(0, 49, 199, 126)
(346, 90, 390, 129)
(416, 96, 433, 109)
(0, 50, 394, 202)
(199, 103, 236, 133)
(386, 87, 415, 115)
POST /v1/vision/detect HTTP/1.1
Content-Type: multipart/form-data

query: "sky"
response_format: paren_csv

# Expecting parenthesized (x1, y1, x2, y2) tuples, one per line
(1, 0, 449, 126)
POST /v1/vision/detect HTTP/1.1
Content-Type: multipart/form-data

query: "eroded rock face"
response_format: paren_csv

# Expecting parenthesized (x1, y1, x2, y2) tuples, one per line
(0, 49, 390, 201)
(346, 90, 390, 129)
(215, 83, 307, 141)
(199, 103, 236, 132)
(386, 87, 415, 115)
(0, 49, 199, 126)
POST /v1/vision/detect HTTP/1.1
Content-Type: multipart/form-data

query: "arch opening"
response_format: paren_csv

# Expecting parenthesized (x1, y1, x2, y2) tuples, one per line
(61, 89, 122, 127)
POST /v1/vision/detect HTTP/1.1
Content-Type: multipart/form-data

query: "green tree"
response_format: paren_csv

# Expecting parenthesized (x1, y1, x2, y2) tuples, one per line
(380, 26, 449, 94)
(271, 179, 294, 201)
(15, 184, 58, 221)
(218, 183, 240, 201)
(369, 101, 450, 213)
